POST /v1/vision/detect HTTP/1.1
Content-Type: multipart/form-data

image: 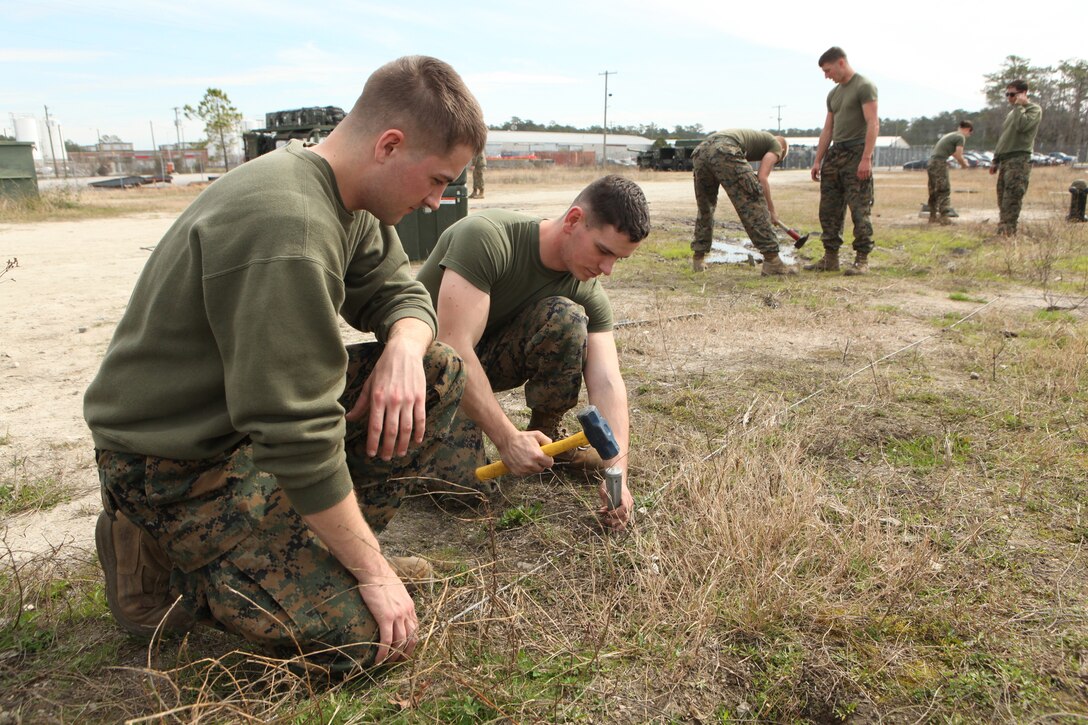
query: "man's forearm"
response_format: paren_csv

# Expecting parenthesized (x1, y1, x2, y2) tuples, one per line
(303, 492, 393, 584)
(457, 347, 520, 446)
(387, 316, 435, 356)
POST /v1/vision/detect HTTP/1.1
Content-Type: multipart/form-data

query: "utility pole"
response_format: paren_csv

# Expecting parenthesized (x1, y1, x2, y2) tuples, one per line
(150, 120, 167, 178)
(599, 70, 616, 167)
(58, 123, 69, 178)
(173, 106, 184, 172)
(43, 105, 60, 177)
(771, 105, 786, 133)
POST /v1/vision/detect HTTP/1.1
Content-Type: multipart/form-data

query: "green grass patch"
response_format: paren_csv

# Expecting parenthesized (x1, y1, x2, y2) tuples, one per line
(0, 187, 125, 223)
(883, 433, 972, 472)
(496, 502, 544, 530)
(0, 473, 70, 515)
(948, 291, 987, 303)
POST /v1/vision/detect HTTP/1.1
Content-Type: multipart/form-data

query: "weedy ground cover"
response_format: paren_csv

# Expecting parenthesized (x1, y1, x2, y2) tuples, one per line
(1, 164, 1086, 722)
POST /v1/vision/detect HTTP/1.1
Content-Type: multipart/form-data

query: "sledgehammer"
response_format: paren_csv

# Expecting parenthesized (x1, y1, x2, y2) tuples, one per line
(475, 405, 620, 482)
(774, 220, 811, 249)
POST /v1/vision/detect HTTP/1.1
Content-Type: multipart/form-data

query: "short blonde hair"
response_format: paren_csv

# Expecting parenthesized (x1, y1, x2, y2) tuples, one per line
(775, 135, 789, 164)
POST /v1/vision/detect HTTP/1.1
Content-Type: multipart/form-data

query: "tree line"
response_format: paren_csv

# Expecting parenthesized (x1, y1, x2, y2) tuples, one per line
(490, 55, 1087, 159)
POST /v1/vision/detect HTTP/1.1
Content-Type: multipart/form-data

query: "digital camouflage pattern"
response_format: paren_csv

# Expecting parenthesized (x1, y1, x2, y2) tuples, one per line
(996, 154, 1032, 235)
(471, 152, 486, 198)
(96, 341, 464, 671)
(691, 136, 781, 257)
(425, 297, 588, 499)
(818, 144, 874, 254)
(927, 157, 953, 219)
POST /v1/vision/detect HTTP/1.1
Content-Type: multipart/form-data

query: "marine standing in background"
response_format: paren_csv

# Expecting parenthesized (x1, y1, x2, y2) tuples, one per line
(470, 150, 486, 198)
(990, 80, 1042, 236)
(691, 129, 796, 276)
(808, 46, 879, 276)
(928, 120, 974, 225)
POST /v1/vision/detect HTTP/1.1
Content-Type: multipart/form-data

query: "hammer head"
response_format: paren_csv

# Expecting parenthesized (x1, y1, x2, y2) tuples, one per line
(793, 232, 810, 249)
(575, 405, 620, 460)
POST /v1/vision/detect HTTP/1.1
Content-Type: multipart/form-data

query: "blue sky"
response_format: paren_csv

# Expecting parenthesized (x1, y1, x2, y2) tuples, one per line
(4, 0, 1084, 149)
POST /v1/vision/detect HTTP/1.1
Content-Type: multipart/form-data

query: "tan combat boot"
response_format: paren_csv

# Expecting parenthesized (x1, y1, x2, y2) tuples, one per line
(937, 215, 953, 225)
(96, 510, 190, 638)
(692, 252, 708, 272)
(803, 249, 839, 272)
(761, 253, 798, 276)
(843, 252, 869, 276)
(386, 555, 435, 594)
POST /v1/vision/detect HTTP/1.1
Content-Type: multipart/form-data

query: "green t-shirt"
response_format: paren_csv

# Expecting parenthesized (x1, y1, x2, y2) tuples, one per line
(416, 209, 613, 335)
(717, 129, 783, 161)
(932, 132, 966, 160)
(827, 73, 878, 144)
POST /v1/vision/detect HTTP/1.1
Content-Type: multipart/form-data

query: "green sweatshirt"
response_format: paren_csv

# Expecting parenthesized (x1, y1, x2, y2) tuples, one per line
(84, 140, 437, 515)
(994, 103, 1042, 161)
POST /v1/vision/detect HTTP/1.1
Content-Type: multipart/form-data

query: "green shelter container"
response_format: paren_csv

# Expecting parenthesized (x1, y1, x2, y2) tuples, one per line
(396, 168, 468, 261)
(0, 142, 39, 200)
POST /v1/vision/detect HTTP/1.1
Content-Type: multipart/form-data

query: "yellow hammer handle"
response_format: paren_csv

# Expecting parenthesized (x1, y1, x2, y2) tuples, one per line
(475, 431, 590, 481)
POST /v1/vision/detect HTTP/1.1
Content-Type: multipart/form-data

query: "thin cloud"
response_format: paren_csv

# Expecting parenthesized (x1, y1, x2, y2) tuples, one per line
(0, 49, 115, 63)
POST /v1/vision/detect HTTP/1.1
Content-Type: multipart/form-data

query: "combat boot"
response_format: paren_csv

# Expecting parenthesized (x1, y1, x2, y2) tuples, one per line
(96, 510, 191, 638)
(760, 253, 798, 276)
(843, 252, 869, 276)
(803, 250, 839, 272)
(937, 216, 953, 225)
(692, 252, 708, 272)
(386, 555, 435, 594)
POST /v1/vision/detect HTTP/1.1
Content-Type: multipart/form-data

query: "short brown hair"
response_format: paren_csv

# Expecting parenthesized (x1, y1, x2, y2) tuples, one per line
(1007, 79, 1029, 93)
(349, 55, 487, 155)
(959, 120, 974, 131)
(818, 47, 847, 66)
(572, 175, 650, 243)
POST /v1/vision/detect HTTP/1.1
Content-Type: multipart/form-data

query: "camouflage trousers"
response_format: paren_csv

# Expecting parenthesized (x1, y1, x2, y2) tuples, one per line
(472, 167, 485, 196)
(425, 296, 588, 497)
(818, 143, 874, 254)
(996, 154, 1032, 234)
(691, 138, 780, 256)
(927, 157, 952, 217)
(95, 341, 464, 671)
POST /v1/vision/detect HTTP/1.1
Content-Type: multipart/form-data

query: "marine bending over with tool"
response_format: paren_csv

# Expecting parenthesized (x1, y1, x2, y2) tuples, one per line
(691, 129, 795, 276)
(416, 175, 650, 531)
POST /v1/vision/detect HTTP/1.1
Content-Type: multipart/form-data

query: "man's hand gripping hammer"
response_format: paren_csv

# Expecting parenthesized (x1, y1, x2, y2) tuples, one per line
(475, 405, 620, 491)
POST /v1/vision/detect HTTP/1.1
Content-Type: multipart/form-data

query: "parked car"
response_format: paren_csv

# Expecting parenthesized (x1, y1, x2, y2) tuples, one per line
(1048, 151, 1076, 165)
(963, 151, 989, 168)
(903, 158, 929, 170)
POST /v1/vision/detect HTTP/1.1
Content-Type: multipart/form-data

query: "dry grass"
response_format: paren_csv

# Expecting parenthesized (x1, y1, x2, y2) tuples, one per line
(2, 163, 1088, 722)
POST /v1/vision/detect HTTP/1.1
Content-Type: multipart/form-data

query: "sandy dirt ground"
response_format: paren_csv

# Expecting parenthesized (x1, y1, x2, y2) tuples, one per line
(0, 168, 1071, 564)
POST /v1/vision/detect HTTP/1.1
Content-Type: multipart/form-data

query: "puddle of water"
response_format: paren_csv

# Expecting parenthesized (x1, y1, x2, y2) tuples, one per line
(706, 237, 799, 265)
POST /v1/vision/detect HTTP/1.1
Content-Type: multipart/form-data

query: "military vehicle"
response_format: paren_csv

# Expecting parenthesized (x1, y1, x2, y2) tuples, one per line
(242, 106, 346, 162)
(636, 139, 702, 171)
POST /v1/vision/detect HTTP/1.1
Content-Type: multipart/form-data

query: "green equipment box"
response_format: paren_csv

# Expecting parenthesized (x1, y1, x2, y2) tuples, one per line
(395, 168, 468, 261)
(0, 141, 39, 200)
